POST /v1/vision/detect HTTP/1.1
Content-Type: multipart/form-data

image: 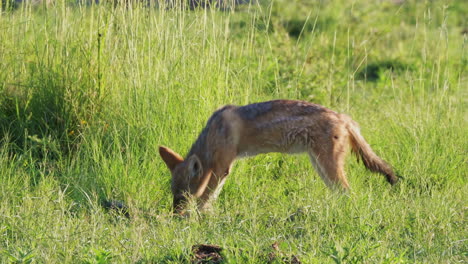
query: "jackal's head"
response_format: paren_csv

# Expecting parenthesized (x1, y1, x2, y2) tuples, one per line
(159, 146, 210, 213)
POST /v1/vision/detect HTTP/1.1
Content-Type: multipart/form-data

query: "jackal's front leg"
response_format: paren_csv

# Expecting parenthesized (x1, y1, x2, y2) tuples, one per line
(197, 159, 234, 211)
(198, 176, 228, 211)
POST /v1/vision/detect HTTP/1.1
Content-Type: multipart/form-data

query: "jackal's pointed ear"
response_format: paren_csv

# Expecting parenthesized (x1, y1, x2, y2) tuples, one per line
(187, 154, 203, 179)
(159, 146, 183, 171)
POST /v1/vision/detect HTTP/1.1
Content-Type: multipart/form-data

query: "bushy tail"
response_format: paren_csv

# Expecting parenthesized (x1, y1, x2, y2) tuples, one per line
(344, 116, 398, 185)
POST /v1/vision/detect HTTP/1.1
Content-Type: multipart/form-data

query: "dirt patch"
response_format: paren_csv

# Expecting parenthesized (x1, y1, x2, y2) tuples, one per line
(192, 244, 223, 264)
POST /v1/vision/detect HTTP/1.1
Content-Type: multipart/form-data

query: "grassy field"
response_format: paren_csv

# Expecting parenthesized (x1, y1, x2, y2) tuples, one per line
(0, 0, 467, 262)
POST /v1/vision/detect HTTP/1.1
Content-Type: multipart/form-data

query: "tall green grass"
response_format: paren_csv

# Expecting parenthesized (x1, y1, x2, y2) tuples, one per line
(0, 0, 466, 262)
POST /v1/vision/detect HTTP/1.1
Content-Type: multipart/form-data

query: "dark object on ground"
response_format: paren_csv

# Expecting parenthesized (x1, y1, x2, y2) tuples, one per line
(192, 244, 223, 264)
(268, 242, 302, 264)
(101, 199, 130, 218)
(288, 255, 302, 264)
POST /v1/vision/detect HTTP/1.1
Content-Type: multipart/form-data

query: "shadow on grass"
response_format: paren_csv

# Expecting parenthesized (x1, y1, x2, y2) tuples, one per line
(356, 59, 414, 82)
(0, 62, 110, 207)
(0, 65, 88, 159)
(281, 17, 336, 38)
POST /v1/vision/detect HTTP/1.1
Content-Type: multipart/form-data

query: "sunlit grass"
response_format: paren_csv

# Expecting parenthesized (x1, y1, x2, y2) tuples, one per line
(0, 0, 466, 262)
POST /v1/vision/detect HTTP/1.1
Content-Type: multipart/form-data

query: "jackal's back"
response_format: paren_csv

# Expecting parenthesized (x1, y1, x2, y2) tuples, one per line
(236, 100, 329, 121)
(233, 100, 342, 156)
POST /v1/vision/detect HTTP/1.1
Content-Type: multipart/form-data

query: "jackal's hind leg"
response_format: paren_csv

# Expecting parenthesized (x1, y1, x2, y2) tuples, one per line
(308, 135, 350, 190)
(308, 153, 331, 187)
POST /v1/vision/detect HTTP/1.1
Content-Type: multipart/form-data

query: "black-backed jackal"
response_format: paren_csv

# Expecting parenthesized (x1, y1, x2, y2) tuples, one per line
(159, 100, 398, 213)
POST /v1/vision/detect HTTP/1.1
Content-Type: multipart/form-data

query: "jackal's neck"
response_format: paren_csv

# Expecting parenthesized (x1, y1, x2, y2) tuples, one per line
(186, 126, 209, 162)
(185, 105, 236, 168)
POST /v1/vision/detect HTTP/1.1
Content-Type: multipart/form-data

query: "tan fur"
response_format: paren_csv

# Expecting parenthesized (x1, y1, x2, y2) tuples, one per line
(159, 100, 398, 213)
